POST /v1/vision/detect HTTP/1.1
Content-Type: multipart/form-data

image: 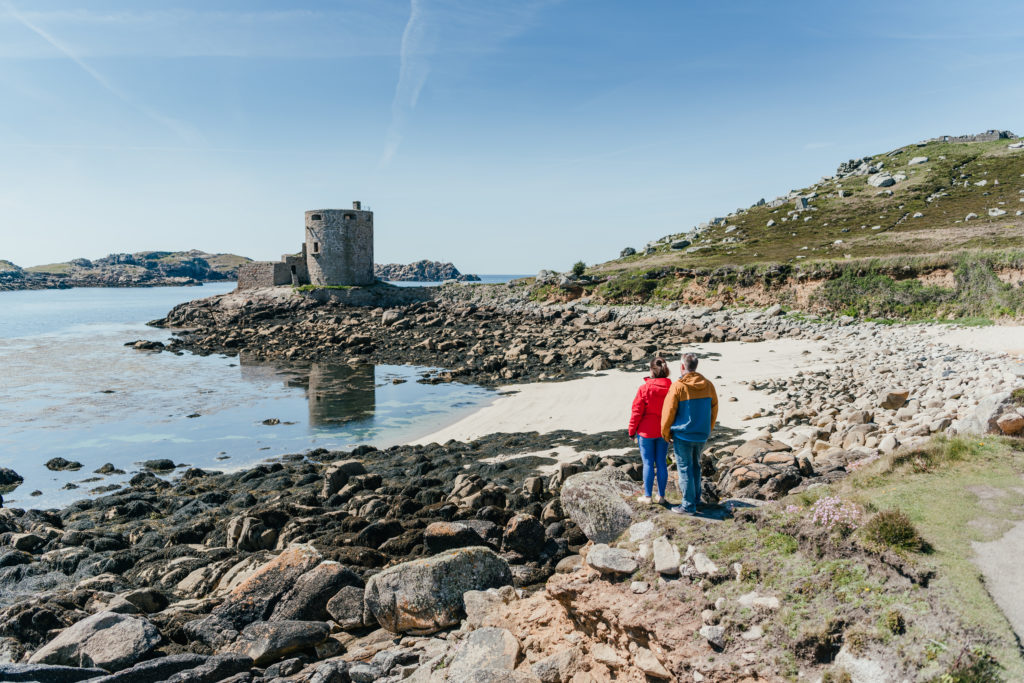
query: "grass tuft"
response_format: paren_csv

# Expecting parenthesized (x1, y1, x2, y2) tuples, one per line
(861, 509, 925, 553)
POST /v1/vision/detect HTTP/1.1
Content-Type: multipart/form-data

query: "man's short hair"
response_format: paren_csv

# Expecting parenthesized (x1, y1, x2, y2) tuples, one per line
(681, 352, 698, 372)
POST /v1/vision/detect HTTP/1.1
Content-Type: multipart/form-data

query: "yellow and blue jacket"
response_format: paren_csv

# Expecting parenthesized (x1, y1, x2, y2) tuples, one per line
(660, 372, 719, 443)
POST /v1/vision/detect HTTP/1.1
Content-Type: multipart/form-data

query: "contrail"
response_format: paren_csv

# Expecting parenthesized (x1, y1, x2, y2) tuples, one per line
(379, 0, 431, 168)
(2, 1, 201, 145)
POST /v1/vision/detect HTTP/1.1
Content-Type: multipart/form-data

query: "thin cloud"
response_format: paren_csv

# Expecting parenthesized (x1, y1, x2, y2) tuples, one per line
(1, 0, 201, 145)
(379, 0, 432, 168)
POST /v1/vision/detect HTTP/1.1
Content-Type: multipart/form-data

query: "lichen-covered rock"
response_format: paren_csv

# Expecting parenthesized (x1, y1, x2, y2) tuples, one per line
(364, 546, 512, 635)
(28, 611, 161, 672)
(501, 514, 544, 559)
(585, 544, 637, 575)
(424, 522, 488, 553)
(270, 561, 362, 622)
(560, 469, 639, 544)
(447, 627, 520, 678)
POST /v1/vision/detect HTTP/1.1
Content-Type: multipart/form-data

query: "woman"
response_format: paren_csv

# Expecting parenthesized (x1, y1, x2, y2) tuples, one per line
(628, 357, 672, 504)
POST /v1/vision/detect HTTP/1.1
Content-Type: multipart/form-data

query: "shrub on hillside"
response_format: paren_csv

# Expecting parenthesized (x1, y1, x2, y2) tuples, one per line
(572, 261, 586, 277)
(862, 509, 924, 553)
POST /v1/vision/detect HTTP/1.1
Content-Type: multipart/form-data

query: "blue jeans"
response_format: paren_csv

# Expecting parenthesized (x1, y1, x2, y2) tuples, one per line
(673, 439, 705, 512)
(637, 436, 668, 497)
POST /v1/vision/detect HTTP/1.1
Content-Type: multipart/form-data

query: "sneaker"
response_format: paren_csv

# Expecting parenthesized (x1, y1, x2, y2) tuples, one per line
(652, 494, 663, 504)
(637, 495, 652, 504)
(669, 505, 696, 515)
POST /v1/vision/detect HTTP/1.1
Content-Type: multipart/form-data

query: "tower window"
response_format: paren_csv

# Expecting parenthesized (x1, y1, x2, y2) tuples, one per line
(343, 213, 354, 220)
(311, 214, 322, 221)
(290, 265, 296, 274)
(313, 242, 320, 254)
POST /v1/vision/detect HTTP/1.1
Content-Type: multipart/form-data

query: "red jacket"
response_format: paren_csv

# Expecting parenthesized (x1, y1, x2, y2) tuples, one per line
(628, 377, 672, 439)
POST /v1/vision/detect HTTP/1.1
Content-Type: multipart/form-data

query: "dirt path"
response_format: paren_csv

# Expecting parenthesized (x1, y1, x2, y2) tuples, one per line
(973, 519, 1024, 644)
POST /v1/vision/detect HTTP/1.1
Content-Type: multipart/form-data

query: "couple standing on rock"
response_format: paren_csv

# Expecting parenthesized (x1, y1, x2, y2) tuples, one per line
(628, 352, 719, 515)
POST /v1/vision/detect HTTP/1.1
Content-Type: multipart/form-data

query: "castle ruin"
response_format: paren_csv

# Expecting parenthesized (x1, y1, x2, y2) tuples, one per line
(237, 202, 374, 290)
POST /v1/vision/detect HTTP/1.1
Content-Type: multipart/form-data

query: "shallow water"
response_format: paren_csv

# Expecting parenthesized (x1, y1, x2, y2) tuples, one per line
(0, 284, 495, 509)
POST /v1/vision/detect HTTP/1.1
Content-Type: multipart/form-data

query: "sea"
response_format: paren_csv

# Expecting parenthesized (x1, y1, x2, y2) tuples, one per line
(0, 277, 525, 509)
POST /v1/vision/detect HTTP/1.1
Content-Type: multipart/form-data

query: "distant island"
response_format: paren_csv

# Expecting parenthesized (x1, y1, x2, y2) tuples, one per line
(374, 260, 480, 282)
(0, 252, 481, 291)
(0, 250, 250, 291)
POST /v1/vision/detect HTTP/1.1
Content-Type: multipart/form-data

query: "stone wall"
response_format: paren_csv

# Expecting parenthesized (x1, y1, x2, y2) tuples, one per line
(304, 208, 374, 287)
(237, 261, 291, 290)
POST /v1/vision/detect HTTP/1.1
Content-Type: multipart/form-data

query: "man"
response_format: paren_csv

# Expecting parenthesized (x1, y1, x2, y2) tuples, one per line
(660, 352, 718, 515)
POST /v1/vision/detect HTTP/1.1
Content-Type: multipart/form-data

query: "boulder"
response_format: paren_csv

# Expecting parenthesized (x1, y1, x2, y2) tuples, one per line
(867, 174, 895, 188)
(364, 546, 512, 634)
(585, 544, 637, 575)
(226, 620, 330, 666)
(424, 521, 487, 553)
(87, 653, 208, 683)
(28, 612, 161, 672)
(0, 467, 23, 492)
(321, 459, 367, 499)
(560, 469, 639, 544)
(652, 536, 681, 575)
(633, 647, 671, 679)
(270, 561, 363, 622)
(880, 390, 909, 410)
(997, 413, 1024, 436)
(531, 646, 581, 683)
(501, 514, 545, 559)
(447, 627, 520, 678)
(733, 438, 790, 462)
(953, 391, 1024, 436)
(326, 585, 373, 630)
(163, 654, 253, 683)
(0, 663, 107, 682)
(184, 544, 322, 647)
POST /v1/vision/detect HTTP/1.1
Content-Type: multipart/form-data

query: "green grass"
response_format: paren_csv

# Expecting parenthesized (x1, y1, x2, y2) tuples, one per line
(26, 262, 71, 274)
(0, 259, 22, 273)
(293, 284, 354, 292)
(828, 436, 1024, 679)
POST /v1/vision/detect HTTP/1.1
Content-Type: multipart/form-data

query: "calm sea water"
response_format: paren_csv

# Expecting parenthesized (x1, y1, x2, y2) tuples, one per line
(0, 282, 504, 509)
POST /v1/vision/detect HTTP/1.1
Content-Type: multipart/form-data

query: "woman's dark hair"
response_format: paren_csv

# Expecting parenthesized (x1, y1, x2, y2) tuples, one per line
(650, 357, 669, 378)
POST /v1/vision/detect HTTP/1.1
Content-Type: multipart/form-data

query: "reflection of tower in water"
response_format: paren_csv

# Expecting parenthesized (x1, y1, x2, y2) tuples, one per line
(306, 362, 377, 427)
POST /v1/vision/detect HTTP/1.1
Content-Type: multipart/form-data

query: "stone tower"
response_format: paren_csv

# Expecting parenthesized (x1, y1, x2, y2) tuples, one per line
(304, 202, 374, 286)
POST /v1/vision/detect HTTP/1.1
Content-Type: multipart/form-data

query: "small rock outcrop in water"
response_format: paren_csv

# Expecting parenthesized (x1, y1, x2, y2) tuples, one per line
(374, 260, 481, 282)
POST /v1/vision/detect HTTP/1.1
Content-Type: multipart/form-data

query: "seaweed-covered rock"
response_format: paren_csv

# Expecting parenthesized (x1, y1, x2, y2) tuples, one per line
(364, 546, 512, 634)
(560, 469, 638, 544)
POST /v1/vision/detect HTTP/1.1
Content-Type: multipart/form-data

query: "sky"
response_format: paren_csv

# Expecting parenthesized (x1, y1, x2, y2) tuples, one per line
(1, 1, 1023, 274)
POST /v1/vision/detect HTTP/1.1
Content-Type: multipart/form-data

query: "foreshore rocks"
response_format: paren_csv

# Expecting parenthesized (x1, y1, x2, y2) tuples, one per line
(0, 430, 632, 681)
(145, 284, 828, 386)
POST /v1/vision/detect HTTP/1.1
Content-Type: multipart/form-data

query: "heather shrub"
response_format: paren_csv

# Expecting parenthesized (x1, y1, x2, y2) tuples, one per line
(810, 496, 863, 535)
(862, 509, 924, 553)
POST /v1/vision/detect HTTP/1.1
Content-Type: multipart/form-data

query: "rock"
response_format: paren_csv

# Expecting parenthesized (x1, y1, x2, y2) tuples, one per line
(652, 536, 681, 575)
(184, 544, 322, 647)
(0, 663, 108, 682)
(954, 391, 1022, 436)
(226, 515, 277, 552)
(867, 174, 895, 188)
(560, 469, 638, 544)
(531, 646, 581, 683)
(765, 304, 783, 316)
(733, 438, 790, 461)
(691, 552, 718, 576)
(141, 458, 175, 472)
(0, 467, 23, 492)
(908, 156, 928, 165)
(502, 514, 545, 559)
(737, 591, 780, 610)
(89, 653, 208, 682)
(633, 647, 671, 679)
(989, 208, 1008, 217)
(880, 390, 909, 410)
(834, 646, 888, 683)
(226, 620, 330, 666)
(381, 310, 404, 325)
(966, 212, 978, 221)
(447, 627, 520, 677)
(270, 561, 363, 622)
(463, 590, 507, 629)
(326, 585, 372, 630)
(997, 413, 1024, 436)
(627, 520, 655, 542)
(585, 544, 638, 575)
(630, 581, 649, 594)
(583, 356, 612, 371)
(321, 459, 367, 499)
(669, 240, 691, 251)
(424, 521, 488, 553)
(44, 458, 82, 472)
(619, 247, 636, 258)
(163, 654, 253, 683)
(28, 612, 161, 672)
(364, 546, 512, 634)
(554, 555, 582, 573)
(741, 625, 764, 640)
(699, 625, 726, 649)
(590, 643, 625, 668)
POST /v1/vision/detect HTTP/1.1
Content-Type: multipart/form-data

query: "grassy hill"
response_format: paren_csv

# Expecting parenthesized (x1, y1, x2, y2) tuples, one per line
(561, 132, 1024, 321)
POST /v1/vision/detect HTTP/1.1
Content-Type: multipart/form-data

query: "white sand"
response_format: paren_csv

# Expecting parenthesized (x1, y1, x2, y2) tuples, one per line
(931, 325, 1024, 359)
(416, 339, 833, 445)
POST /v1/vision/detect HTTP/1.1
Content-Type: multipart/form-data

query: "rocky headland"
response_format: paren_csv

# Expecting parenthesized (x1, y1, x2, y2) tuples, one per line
(373, 261, 480, 283)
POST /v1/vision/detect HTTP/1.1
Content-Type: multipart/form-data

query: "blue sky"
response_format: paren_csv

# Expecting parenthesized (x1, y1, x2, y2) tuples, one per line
(1, 1, 1023, 273)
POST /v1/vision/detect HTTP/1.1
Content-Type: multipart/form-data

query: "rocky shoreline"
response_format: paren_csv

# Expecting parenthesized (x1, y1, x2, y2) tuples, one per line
(4, 284, 1024, 680)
